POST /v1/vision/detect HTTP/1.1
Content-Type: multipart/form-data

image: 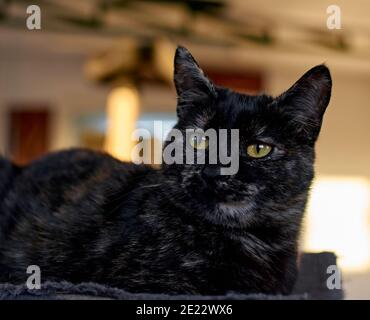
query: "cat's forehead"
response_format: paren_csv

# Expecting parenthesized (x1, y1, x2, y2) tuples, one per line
(213, 89, 274, 126)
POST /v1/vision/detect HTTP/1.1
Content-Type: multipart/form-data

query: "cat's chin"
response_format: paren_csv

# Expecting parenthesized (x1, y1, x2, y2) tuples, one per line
(195, 200, 258, 229)
(216, 201, 255, 219)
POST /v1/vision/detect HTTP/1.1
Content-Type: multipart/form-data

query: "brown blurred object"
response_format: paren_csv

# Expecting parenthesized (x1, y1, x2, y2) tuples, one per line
(205, 70, 263, 94)
(8, 110, 50, 166)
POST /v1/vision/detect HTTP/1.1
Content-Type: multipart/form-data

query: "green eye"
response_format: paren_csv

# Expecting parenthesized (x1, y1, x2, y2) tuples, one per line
(247, 144, 272, 158)
(190, 135, 209, 150)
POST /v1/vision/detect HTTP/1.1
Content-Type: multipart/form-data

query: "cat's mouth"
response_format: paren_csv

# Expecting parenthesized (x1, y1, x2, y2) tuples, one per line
(179, 167, 265, 207)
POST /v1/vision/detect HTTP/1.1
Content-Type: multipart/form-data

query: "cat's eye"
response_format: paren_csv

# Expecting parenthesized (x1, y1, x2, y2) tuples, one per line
(190, 134, 209, 150)
(247, 143, 272, 158)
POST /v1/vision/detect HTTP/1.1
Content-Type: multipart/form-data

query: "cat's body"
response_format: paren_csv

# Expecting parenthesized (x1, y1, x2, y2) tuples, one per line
(0, 149, 297, 294)
(0, 47, 332, 295)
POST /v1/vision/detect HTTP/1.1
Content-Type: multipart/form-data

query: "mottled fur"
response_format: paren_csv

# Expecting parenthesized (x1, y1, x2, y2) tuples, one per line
(0, 47, 331, 295)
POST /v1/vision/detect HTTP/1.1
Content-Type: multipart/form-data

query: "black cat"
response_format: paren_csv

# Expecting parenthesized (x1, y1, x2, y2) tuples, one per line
(0, 46, 331, 295)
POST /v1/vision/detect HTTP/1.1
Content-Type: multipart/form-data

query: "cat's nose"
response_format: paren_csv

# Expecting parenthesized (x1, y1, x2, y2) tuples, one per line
(201, 165, 222, 180)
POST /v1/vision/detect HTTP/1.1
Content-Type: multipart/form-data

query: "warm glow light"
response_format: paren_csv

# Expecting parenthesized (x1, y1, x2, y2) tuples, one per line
(105, 86, 139, 161)
(304, 176, 370, 272)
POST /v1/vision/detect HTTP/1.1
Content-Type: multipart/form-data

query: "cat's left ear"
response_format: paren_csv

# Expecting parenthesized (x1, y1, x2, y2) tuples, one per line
(174, 46, 216, 104)
(276, 65, 332, 142)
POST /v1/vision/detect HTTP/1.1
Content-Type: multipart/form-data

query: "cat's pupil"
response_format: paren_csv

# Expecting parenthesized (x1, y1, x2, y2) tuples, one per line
(192, 136, 199, 145)
(193, 135, 205, 145)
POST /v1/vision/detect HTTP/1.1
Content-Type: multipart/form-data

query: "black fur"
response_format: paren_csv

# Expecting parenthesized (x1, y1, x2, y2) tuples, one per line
(0, 46, 332, 295)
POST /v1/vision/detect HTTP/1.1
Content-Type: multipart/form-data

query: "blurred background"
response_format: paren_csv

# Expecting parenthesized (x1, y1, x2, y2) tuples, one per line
(1, 0, 370, 299)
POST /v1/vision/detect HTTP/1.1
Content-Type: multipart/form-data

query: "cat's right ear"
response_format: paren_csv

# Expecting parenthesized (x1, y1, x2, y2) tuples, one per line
(174, 46, 216, 114)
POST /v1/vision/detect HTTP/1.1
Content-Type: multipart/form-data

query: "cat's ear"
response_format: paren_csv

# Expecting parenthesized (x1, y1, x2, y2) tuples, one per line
(174, 46, 216, 106)
(277, 65, 332, 142)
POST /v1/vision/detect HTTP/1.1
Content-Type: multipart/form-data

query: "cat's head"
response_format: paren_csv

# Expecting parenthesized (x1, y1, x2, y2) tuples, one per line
(164, 46, 331, 229)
